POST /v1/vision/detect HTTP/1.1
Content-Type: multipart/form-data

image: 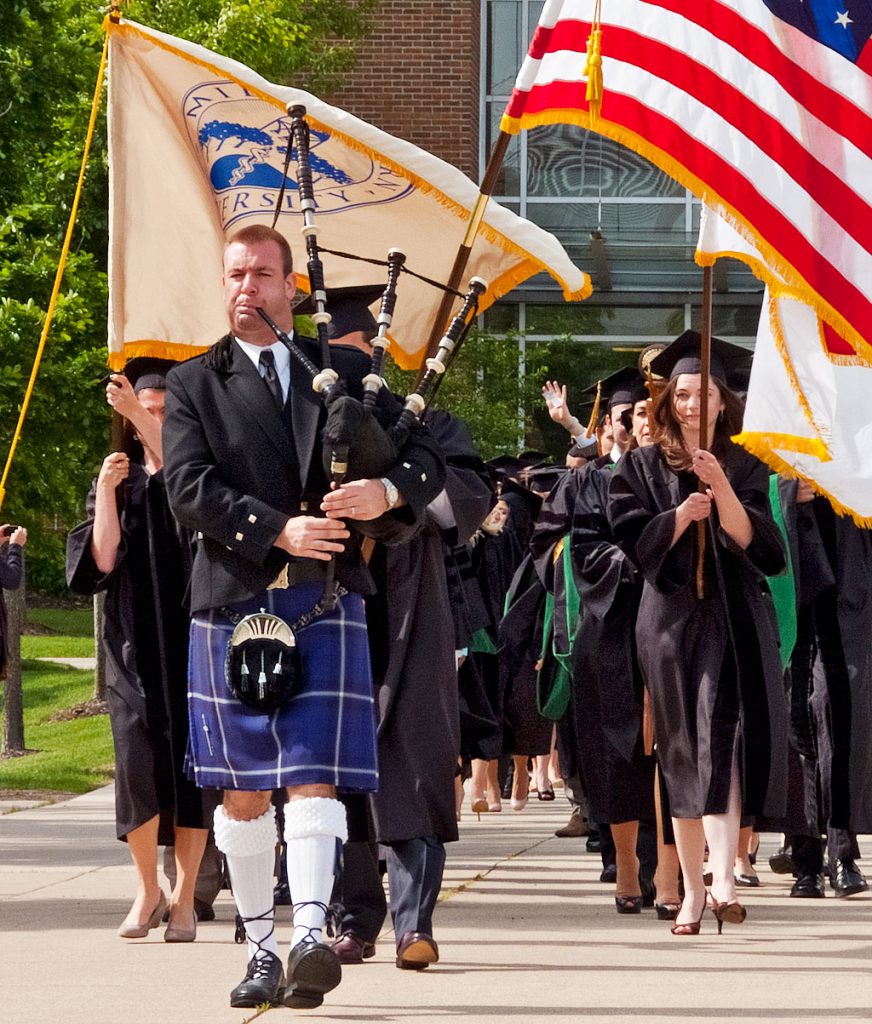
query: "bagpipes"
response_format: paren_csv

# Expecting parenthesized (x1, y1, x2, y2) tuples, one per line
(256, 104, 486, 503)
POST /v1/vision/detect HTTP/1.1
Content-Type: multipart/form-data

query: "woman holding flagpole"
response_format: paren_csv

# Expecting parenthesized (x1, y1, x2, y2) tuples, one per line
(608, 331, 788, 936)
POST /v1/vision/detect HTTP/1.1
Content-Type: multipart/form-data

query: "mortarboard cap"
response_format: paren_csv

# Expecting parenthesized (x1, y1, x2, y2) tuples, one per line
(486, 452, 549, 482)
(523, 464, 567, 495)
(499, 476, 544, 521)
(581, 367, 646, 411)
(295, 284, 385, 340)
(649, 330, 752, 387)
(101, 357, 176, 394)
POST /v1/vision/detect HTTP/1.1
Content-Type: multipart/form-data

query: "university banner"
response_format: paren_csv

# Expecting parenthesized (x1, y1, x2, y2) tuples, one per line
(501, 0, 872, 361)
(107, 19, 590, 370)
(697, 208, 872, 525)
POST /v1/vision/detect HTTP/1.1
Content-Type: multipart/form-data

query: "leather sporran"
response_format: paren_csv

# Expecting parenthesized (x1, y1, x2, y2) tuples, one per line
(225, 611, 301, 712)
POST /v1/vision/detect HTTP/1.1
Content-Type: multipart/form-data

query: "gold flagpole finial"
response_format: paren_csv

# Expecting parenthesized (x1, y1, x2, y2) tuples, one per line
(108, 0, 122, 24)
(584, 1, 604, 119)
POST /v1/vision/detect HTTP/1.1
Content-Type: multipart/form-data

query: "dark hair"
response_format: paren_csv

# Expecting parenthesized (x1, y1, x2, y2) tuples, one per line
(651, 376, 744, 471)
(225, 224, 293, 277)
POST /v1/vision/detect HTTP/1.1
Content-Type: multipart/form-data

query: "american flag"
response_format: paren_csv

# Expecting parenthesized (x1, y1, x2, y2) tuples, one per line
(501, 0, 872, 359)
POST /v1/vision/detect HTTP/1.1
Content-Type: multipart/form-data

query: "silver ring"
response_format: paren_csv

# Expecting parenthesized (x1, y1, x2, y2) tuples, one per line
(351, 506, 356, 516)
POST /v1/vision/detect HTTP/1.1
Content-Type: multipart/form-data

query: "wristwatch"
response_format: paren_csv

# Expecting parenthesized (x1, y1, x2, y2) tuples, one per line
(379, 477, 400, 511)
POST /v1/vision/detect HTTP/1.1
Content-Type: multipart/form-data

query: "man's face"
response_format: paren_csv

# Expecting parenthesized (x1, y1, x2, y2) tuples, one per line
(137, 388, 166, 425)
(222, 239, 296, 342)
(609, 403, 632, 451)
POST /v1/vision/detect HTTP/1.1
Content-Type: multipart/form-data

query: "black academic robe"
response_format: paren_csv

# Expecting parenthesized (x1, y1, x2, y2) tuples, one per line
(366, 412, 493, 844)
(570, 463, 654, 824)
(66, 465, 216, 841)
(609, 443, 789, 820)
(791, 498, 872, 834)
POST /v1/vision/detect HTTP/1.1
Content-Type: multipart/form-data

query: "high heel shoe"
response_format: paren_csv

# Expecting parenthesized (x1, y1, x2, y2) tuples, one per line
(118, 891, 167, 938)
(670, 897, 706, 936)
(710, 897, 747, 935)
(471, 795, 489, 820)
(615, 894, 643, 915)
(164, 905, 197, 943)
(488, 800, 502, 813)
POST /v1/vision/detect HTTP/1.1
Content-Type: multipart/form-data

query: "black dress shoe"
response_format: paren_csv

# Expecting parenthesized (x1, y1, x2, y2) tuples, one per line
(769, 847, 797, 875)
(396, 930, 439, 970)
(330, 932, 376, 964)
(599, 863, 617, 884)
(586, 827, 602, 853)
(790, 873, 826, 898)
(229, 951, 285, 1008)
(273, 880, 293, 906)
(615, 894, 643, 914)
(829, 858, 869, 898)
(283, 941, 342, 1009)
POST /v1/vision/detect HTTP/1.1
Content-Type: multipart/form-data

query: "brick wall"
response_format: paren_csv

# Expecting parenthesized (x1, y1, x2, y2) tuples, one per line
(328, 1, 482, 181)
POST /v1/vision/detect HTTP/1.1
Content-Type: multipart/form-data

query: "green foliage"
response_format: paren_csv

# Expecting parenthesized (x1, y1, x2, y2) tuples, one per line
(126, 0, 377, 89)
(385, 329, 634, 463)
(0, 661, 113, 793)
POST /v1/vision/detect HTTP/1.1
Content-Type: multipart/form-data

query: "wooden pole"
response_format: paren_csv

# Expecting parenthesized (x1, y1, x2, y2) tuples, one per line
(695, 265, 713, 600)
(422, 131, 512, 361)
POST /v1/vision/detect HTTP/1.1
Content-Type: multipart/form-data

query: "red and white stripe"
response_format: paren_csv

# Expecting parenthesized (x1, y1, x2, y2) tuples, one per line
(502, 0, 872, 356)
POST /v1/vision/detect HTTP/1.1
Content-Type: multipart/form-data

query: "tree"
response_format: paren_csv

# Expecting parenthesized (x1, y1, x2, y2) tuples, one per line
(0, 0, 377, 593)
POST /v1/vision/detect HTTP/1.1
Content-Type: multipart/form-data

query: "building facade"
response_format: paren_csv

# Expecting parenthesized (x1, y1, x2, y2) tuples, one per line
(331, 0, 762, 349)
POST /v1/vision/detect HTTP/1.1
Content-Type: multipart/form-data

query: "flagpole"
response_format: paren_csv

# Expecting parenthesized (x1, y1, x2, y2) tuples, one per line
(695, 264, 713, 599)
(422, 131, 511, 359)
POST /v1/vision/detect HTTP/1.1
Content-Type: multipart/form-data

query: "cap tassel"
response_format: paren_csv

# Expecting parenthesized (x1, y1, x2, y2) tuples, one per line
(585, 380, 602, 438)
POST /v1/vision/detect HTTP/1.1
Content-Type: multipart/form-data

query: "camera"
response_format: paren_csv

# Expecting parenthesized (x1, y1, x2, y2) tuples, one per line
(2, 526, 18, 537)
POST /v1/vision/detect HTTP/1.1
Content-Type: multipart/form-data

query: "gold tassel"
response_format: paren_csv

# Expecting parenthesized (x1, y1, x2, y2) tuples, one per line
(585, 28, 603, 118)
(585, 380, 602, 438)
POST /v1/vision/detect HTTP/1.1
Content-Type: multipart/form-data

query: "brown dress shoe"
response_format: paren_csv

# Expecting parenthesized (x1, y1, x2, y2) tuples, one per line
(395, 931, 439, 970)
(554, 811, 590, 838)
(330, 932, 376, 964)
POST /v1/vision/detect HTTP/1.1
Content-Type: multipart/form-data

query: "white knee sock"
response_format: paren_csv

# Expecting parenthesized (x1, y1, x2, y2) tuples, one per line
(214, 805, 279, 961)
(283, 797, 348, 948)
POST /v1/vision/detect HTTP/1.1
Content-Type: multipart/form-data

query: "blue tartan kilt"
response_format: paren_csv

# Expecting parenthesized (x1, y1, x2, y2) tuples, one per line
(186, 584, 378, 793)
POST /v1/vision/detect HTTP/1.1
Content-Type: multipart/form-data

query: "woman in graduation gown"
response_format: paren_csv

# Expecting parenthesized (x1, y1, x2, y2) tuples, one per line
(608, 332, 788, 936)
(67, 360, 214, 941)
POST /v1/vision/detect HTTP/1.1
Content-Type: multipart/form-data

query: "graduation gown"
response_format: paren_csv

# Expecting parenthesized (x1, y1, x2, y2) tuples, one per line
(66, 465, 216, 841)
(609, 443, 788, 820)
(366, 412, 493, 844)
(570, 463, 654, 824)
(792, 498, 872, 834)
(0, 541, 23, 680)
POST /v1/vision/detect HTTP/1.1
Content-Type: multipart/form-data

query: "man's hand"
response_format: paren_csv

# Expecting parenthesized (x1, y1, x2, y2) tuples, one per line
(97, 452, 130, 492)
(321, 479, 396, 521)
(274, 516, 350, 561)
(9, 527, 27, 547)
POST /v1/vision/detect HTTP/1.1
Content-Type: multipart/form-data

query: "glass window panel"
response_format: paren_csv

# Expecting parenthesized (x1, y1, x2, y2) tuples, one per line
(526, 201, 689, 250)
(487, 2, 523, 95)
(525, 303, 685, 337)
(527, 125, 685, 198)
(487, 103, 521, 197)
(481, 301, 519, 333)
(690, 302, 763, 337)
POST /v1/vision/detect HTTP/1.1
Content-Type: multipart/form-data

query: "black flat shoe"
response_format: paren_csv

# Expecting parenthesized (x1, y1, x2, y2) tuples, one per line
(735, 872, 760, 887)
(615, 894, 643, 914)
(230, 951, 284, 1008)
(283, 941, 342, 1009)
(769, 847, 796, 875)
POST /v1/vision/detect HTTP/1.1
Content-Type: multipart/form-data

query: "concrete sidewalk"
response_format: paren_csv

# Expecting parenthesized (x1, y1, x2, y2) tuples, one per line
(2, 787, 871, 1024)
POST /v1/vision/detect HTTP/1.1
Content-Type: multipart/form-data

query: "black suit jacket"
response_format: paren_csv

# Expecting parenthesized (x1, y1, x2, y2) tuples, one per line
(163, 335, 445, 613)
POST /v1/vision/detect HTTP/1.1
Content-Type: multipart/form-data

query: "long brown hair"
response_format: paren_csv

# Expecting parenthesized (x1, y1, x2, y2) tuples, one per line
(651, 376, 745, 471)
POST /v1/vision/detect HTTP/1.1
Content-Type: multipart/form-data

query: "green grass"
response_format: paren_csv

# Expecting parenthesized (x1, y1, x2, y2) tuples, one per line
(21, 635, 95, 658)
(0, 660, 113, 794)
(27, 607, 94, 638)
